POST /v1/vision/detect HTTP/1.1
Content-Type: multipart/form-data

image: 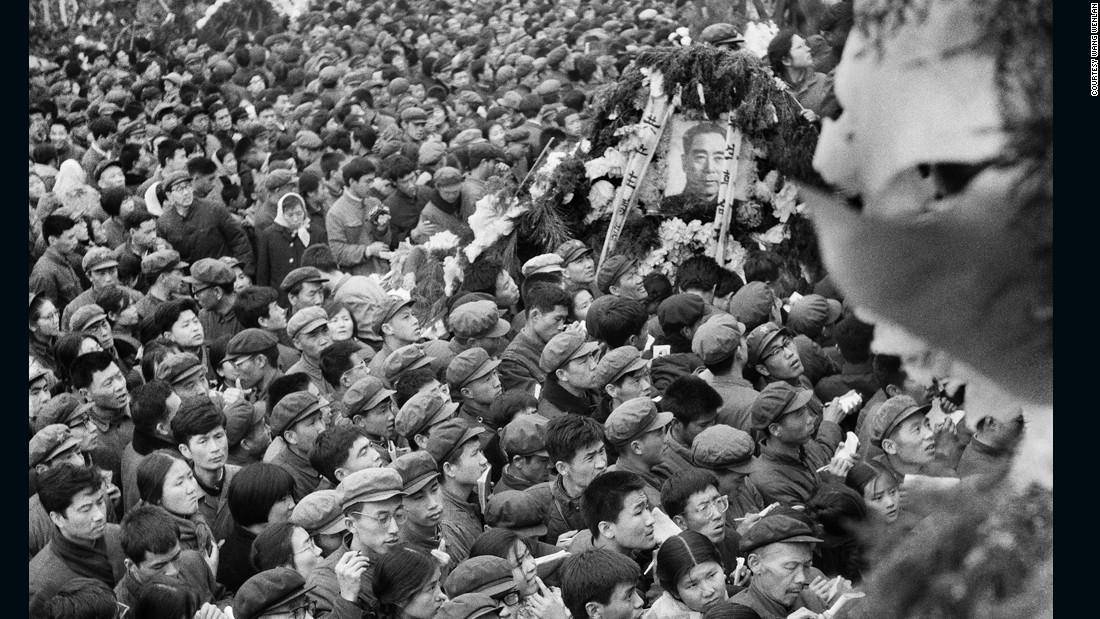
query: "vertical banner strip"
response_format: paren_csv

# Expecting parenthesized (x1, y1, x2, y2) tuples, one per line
(713, 114, 742, 265)
(598, 96, 677, 269)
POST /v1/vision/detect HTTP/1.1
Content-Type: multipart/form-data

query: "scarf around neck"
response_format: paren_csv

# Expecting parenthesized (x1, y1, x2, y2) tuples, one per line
(52, 531, 118, 586)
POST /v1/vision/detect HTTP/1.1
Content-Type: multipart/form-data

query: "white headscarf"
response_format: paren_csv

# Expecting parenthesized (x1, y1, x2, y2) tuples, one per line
(274, 192, 310, 246)
(52, 160, 87, 196)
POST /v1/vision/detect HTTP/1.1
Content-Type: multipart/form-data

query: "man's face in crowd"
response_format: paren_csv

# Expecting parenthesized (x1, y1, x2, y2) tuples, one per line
(84, 362, 130, 410)
(679, 411, 717, 447)
(462, 369, 503, 405)
(437, 181, 462, 203)
(356, 399, 397, 441)
(446, 439, 490, 486)
(88, 265, 119, 290)
(564, 255, 596, 285)
(234, 354, 269, 390)
(174, 373, 208, 400)
(129, 540, 183, 584)
(678, 486, 727, 544)
(772, 406, 816, 446)
(757, 335, 804, 380)
(50, 123, 70, 147)
(190, 113, 210, 134)
(404, 477, 444, 528)
(288, 411, 326, 453)
(609, 368, 652, 402)
(166, 179, 195, 207)
(169, 309, 205, 348)
(559, 440, 607, 489)
(84, 317, 114, 350)
(213, 108, 233, 131)
(529, 305, 568, 342)
(132, 219, 158, 248)
(682, 130, 727, 202)
(52, 486, 108, 544)
(260, 301, 287, 332)
(495, 270, 521, 308)
(294, 325, 333, 359)
(347, 497, 404, 555)
(404, 121, 427, 143)
(29, 377, 51, 416)
(160, 113, 179, 132)
(593, 583, 645, 619)
(749, 542, 813, 607)
(291, 282, 325, 310)
(192, 173, 217, 198)
(883, 412, 936, 466)
(259, 108, 278, 130)
(248, 75, 267, 96)
(606, 489, 657, 550)
(160, 266, 187, 295)
(561, 350, 599, 390)
(99, 165, 126, 190)
(612, 268, 647, 302)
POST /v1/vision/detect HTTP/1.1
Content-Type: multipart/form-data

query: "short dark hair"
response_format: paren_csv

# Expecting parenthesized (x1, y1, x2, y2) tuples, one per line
(545, 414, 605, 466)
(120, 505, 182, 563)
(581, 470, 646, 537)
(487, 390, 539, 427)
(299, 171, 322, 195)
(267, 372, 313, 417)
(872, 354, 907, 391)
(301, 243, 339, 273)
(381, 153, 416, 181)
(69, 351, 116, 391)
(560, 549, 640, 619)
(660, 468, 720, 519)
(234, 286, 280, 329)
(228, 463, 297, 527)
(171, 396, 227, 445)
(833, 316, 874, 364)
(660, 376, 722, 425)
(33, 142, 59, 164)
(320, 340, 363, 388)
(341, 157, 376, 185)
(654, 531, 723, 595)
(588, 297, 647, 348)
(310, 425, 368, 485)
(156, 138, 184, 167)
(38, 463, 103, 516)
(743, 250, 780, 283)
(122, 207, 157, 231)
(715, 269, 744, 298)
(187, 156, 217, 176)
(393, 367, 438, 408)
(89, 117, 118, 140)
(767, 29, 798, 76)
(681, 122, 725, 157)
(42, 214, 77, 242)
(130, 379, 174, 434)
(676, 255, 723, 293)
(153, 298, 200, 336)
(99, 186, 131, 217)
(46, 577, 118, 619)
(524, 283, 572, 315)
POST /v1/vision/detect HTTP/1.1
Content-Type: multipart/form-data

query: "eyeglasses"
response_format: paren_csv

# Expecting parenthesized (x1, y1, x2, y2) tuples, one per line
(232, 355, 259, 370)
(760, 336, 793, 363)
(689, 495, 729, 518)
(290, 599, 318, 619)
(350, 508, 407, 526)
(493, 589, 521, 607)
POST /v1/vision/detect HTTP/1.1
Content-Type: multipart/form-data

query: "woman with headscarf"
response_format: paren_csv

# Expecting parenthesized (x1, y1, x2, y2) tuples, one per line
(256, 192, 312, 291)
(35, 159, 105, 224)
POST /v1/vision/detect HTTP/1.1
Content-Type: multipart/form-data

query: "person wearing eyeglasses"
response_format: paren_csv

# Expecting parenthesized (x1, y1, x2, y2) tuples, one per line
(237, 567, 319, 619)
(744, 322, 813, 394)
(185, 258, 243, 345)
(306, 467, 407, 618)
(659, 469, 743, 576)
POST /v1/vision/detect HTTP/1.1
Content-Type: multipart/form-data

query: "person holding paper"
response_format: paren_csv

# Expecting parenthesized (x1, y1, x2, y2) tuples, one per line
(866, 395, 957, 487)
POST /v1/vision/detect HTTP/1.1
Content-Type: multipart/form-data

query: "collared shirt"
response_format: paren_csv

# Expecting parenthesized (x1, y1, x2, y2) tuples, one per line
(199, 302, 243, 345)
(270, 444, 322, 502)
(195, 464, 240, 540)
(440, 484, 484, 565)
(748, 421, 842, 507)
(491, 466, 536, 496)
(527, 473, 586, 545)
(499, 328, 549, 396)
(88, 404, 135, 485)
(537, 378, 598, 420)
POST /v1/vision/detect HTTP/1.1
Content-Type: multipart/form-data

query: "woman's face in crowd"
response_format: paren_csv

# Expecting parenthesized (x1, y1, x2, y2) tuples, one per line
(676, 560, 729, 612)
(403, 566, 447, 619)
(282, 201, 307, 229)
(267, 494, 296, 524)
(327, 307, 355, 341)
(489, 123, 507, 148)
(863, 476, 901, 523)
(509, 541, 539, 598)
(159, 459, 201, 516)
(571, 289, 593, 322)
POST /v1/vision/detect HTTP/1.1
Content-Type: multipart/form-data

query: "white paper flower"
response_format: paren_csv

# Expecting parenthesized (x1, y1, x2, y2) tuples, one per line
(588, 180, 615, 210)
(743, 21, 779, 59)
(425, 230, 460, 253)
(751, 223, 789, 247)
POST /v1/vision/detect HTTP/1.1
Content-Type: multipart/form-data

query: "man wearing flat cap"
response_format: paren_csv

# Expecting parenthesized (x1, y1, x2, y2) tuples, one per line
(693, 314, 758, 432)
(307, 467, 407, 616)
(655, 292, 707, 354)
(187, 258, 243, 344)
(604, 398, 671, 506)
(133, 249, 188, 322)
(268, 391, 327, 501)
(389, 451, 448, 564)
(412, 166, 474, 243)
(556, 239, 598, 295)
(363, 295, 420, 376)
(537, 330, 602, 419)
(592, 346, 652, 424)
(691, 425, 768, 523)
(747, 382, 846, 507)
(286, 306, 335, 398)
(430, 418, 489, 565)
(716, 514, 841, 618)
(493, 414, 553, 495)
(462, 143, 508, 218)
(156, 170, 254, 275)
(867, 395, 957, 487)
(237, 567, 317, 619)
(342, 375, 403, 465)
(226, 328, 284, 412)
(61, 246, 143, 331)
(597, 255, 647, 302)
(444, 299, 513, 367)
(447, 347, 503, 431)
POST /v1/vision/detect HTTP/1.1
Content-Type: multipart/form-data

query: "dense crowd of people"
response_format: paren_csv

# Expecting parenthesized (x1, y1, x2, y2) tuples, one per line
(28, 1, 1026, 619)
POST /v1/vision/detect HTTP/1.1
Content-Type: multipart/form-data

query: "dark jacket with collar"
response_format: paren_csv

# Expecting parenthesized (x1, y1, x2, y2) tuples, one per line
(157, 197, 255, 274)
(115, 548, 229, 608)
(527, 474, 587, 546)
(30, 525, 126, 619)
(499, 327, 548, 396)
(30, 247, 83, 310)
(536, 378, 598, 420)
(748, 421, 842, 507)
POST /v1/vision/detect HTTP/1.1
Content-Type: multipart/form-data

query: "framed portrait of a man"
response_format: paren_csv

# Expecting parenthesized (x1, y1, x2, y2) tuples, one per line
(662, 118, 730, 203)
